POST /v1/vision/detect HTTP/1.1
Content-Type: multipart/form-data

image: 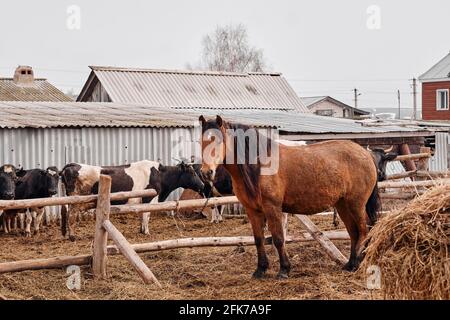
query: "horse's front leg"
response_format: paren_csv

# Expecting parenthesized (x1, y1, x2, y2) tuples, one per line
(264, 204, 291, 279)
(246, 208, 269, 278)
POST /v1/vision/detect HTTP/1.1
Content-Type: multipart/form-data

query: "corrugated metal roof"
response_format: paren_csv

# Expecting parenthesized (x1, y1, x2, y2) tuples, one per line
(419, 52, 450, 81)
(301, 96, 328, 107)
(78, 66, 308, 112)
(0, 78, 73, 102)
(0, 101, 196, 129)
(200, 109, 428, 134)
(0, 101, 434, 136)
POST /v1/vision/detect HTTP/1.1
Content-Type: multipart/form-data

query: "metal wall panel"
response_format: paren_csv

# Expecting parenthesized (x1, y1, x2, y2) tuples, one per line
(0, 127, 197, 218)
(429, 132, 449, 171)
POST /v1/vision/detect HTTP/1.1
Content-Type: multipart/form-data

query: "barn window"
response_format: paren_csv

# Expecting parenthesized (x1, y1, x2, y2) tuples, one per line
(316, 109, 334, 117)
(436, 89, 449, 110)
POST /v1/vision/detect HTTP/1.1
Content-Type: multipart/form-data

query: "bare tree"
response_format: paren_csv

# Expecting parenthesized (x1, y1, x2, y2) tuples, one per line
(195, 24, 267, 73)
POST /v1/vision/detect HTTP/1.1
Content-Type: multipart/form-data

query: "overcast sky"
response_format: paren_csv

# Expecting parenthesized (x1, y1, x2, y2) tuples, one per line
(1, 0, 449, 111)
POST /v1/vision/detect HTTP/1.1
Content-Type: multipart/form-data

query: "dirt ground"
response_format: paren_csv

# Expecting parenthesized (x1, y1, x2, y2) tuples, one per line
(0, 201, 406, 300)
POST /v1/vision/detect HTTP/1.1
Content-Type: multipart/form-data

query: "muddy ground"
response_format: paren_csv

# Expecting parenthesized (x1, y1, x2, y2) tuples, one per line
(0, 200, 406, 300)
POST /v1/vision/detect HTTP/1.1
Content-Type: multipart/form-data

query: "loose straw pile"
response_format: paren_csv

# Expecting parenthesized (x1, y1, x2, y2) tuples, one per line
(360, 185, 450, 299)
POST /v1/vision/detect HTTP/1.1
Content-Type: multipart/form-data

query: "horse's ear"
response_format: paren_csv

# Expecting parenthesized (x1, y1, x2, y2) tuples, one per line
(216, 115, 223, 127)
(199, 115, 206, 125)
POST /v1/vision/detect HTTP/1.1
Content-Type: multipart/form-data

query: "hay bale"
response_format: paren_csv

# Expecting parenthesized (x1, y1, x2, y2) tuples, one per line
(360, 185, 450, 299)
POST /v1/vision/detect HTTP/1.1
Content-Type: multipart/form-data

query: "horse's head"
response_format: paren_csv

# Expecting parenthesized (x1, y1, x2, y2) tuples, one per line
(199, 115, 227, 181)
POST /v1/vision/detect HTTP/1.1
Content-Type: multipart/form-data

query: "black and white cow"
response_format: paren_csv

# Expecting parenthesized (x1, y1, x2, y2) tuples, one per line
(2, 167, 59, 236)
(60, 160, 204, 240)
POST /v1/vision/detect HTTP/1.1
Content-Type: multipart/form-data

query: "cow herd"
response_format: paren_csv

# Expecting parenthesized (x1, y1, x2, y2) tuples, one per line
(0, 145, 396, 241)
(0, 160, 207, 240)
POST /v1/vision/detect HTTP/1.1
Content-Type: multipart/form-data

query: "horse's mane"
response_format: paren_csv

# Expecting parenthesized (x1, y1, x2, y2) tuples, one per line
(224, 121, 273, 200)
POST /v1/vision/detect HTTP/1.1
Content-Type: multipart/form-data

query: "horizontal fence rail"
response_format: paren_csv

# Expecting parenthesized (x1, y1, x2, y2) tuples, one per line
(0, 231, 350, 274)
(110, 196, 240, 215)
(0, 189, 157, 211)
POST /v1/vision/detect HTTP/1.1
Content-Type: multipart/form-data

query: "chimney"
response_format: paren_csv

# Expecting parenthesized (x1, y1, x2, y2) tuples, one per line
(13, 65, 34, 85)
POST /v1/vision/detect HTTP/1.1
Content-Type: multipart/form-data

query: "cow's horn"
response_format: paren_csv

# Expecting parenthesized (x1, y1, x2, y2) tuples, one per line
(367, 145, 373, 152)
(384, 145, 394, 153)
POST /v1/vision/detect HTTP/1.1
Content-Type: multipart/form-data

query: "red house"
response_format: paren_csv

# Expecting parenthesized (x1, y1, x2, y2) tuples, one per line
(419, 52, 450, 120)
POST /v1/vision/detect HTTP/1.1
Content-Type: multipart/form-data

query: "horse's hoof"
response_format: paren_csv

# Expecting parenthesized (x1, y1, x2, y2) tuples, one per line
(276, 272, 289, 280)
(69, 235, 76, 242)
(252, 269, 267, 279)
(343, 261, 357, 272)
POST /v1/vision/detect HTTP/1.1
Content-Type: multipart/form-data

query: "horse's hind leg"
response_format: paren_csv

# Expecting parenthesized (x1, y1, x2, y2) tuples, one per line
(335, 201, 359, 271)
(246, 208, 269, 278)
(350, 205, 370, 268)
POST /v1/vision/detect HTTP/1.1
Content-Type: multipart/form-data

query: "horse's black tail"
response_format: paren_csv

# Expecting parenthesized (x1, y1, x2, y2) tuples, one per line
(366, 183, 380, 227)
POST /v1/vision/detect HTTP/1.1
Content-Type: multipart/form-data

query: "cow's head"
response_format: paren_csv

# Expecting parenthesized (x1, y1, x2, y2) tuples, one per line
(59, 164, 81, 195)
(176, 161, 205, 194)
(41, 166, 60, 196)
(369, 146, 398, 181)
(0, 164, 17, 200)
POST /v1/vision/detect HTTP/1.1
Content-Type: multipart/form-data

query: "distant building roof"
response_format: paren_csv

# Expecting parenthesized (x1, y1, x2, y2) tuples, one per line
(77, 66, 308, 112)
(300, 96, 370, 115)
(0, 66, 72, 102)
(419, 52, 450, 82)
(0, 101, 434, 139)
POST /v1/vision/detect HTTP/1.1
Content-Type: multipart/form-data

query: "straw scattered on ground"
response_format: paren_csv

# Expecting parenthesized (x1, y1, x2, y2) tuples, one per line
(0, 211, 380, 300)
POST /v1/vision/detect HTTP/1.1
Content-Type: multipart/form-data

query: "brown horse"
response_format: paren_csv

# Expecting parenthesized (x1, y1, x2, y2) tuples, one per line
(199, 115, 380, 279)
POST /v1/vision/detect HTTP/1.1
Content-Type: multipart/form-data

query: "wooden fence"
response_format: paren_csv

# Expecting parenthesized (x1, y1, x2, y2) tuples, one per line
(0, 149, 448, 287)
(0, 175, 352, 286)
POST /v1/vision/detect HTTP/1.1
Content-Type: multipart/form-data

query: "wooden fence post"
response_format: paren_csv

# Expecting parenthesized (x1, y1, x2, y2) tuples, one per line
(103, 220, 162, 287)
(417, 147, 431, 181)
(92, 175, 111, 279)
(294, 214, 348, 266)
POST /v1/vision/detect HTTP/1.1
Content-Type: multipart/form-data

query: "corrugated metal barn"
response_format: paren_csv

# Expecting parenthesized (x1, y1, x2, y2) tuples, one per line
(1, 67, 449, 219)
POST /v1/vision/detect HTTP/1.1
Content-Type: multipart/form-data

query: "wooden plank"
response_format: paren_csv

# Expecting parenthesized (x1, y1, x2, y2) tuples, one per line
(416, 170, 450, 178)
(0, 232, 350, 274)
(103, 220, 161, 287)
(294, 214, 348, 266)
(378, 178, 450, 188)
(386, 170, 417, 180)
(92, 175, 111, 279)
(110, 196, 240, 215)
(0, 189, 157, 211)
(0, 255, 91, 273)
(394, 152, 430, 162)
(106, 231, 350, 255)
(380, 192, 423, 199)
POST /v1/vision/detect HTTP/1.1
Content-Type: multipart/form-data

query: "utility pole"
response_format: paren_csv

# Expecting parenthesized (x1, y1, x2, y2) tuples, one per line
(412, 78, 417, 120)
(397, 89, 401, 119)
(353, 88, 360, 118)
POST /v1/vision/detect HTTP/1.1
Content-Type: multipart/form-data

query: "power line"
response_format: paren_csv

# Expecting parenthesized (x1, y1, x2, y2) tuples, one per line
(287, 78, 409, 82)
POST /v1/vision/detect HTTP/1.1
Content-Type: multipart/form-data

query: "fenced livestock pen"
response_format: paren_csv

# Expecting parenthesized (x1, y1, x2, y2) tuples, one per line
(1, 101, 449, 222)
